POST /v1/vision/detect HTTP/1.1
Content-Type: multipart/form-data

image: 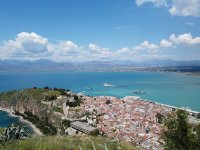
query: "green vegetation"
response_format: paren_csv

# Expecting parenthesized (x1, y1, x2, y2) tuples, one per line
(43, 88, 61, 101)
(161, 109, 200, 150)
(53, 107, 64, 114)
(105, 100, 111, 104)
(0, 87, 84, 137)
(90, 130, 100, 136)
(0, 88, 61, 104)
(0, 128, 4, 135)
(15, 111, 57, 135)
(66, 95, 82, 107)
(197, 113, 200, 119)
(23, 88, 59, 100)
(156, 113, 164, 124)
(0, 125, 32, 145)
(43, 86, 49, 90)
(62, 120, 71, 128)
(53, 88, 67, 95)
(0, 136, 137, 150)
(44, 95, 57, 101)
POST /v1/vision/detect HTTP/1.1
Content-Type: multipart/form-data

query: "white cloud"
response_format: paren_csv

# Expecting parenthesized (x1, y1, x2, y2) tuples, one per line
(2, 32, 48, 54)
(47, 41, 81, 62)
(48, 41, 78, 54)
(58, 41, 78, 51)
(0, 32, 49, 61)
(135, 0, 167, 7)
(15, 32, 48, 53)
(0, 32, 81, 61)
(117, 47, 130, 54)
(88, 43, 109, 51)
(169, 33, 200, 45)
(0, 32, 200, 62)
(135, 0, 200, 17)
(116, 47, 137, 56)
(169, 0, 200, 17)
(134, 41, 160, 53)
(88, 43, 111, 56)
(160, 39, 173, 47)
(88, 43, 101, 51)
(159, 33, 200, 49)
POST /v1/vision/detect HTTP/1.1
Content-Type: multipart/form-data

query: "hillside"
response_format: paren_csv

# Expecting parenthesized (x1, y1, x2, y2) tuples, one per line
(0, 87, 84, 135)
(0, 136, 137, 150)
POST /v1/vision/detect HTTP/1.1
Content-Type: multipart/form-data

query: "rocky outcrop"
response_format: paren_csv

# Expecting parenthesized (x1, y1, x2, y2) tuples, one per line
(0, 89, 58, 135)
(0, 92, 48, 118)
(0, 88, 86, 135)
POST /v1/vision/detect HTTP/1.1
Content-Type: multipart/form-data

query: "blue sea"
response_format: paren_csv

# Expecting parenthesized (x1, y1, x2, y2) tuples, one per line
(0, 71, 200, 126)
(0, 110, 20, 128)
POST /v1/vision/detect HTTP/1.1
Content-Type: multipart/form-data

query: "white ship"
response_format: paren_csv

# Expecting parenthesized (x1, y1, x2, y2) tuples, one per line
(103, 83, 115, 87)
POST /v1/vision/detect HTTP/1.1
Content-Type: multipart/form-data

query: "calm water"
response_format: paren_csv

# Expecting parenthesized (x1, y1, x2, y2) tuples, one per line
(0, 72, 200, 114)
(0, 110, 19, 127)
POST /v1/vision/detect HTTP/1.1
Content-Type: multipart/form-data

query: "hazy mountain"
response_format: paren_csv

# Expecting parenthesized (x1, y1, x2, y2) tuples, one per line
(0, 59, 200, 72)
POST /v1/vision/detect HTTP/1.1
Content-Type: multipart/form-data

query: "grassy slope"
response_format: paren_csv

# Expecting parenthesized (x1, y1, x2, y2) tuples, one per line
(0, 88, 61, 103)
(0, 136, 138, 150)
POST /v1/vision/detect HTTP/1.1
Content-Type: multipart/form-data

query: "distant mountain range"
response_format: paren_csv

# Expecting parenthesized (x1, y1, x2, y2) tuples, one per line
(0, 59, 200, 72)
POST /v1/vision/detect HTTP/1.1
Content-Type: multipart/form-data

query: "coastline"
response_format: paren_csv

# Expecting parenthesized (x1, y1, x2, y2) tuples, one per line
(122, 96, 200, 114)
(0, 107, 43, 136)
(0, 94, 199, 138)
(141, 97, 200, 114)
(88, 95, 200, 114)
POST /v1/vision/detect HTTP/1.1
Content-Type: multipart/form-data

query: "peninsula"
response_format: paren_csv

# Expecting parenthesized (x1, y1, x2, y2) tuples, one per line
(0, 87, 200, 149)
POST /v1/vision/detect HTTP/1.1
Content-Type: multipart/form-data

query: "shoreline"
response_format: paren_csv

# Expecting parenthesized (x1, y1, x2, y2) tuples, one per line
(141, 97, 200, 114)
(88, 95, 200, 114)
(122, 96, 200, 114)
(0, 95, 199, 137)
(0, 107, 43, 136)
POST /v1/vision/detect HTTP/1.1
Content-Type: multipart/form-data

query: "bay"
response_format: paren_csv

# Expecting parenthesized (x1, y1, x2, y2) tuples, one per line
(0, 71, 199, 112)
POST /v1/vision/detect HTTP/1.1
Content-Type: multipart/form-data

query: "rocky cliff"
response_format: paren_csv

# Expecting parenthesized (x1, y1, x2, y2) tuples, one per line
(0, 88, 63, 135)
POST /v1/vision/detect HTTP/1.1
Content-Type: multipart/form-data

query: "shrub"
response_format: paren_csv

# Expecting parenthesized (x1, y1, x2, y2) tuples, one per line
(106, 100, 111, 104)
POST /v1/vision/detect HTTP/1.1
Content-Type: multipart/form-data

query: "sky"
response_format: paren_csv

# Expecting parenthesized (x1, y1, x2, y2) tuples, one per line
(0, 0, 200, 62)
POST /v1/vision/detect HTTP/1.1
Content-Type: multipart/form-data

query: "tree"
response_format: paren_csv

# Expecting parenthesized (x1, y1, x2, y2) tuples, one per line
(62, 120, 71, 128)
(105, 100, 111, 104)
(197, 113, 200, 119)
(161, 109, 199, 150)
(197, 125, 200, 146)
(156, 112, 164, 124)
(45, 95, 57, 101)
(74, 95, 78, 101)
(193, 124, 200, 149)
(53, 87, 66, 95)
(43, 86, 49, 90)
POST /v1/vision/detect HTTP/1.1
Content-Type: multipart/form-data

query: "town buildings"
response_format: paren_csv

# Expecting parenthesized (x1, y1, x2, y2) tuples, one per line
(83, 96, 172, 149)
